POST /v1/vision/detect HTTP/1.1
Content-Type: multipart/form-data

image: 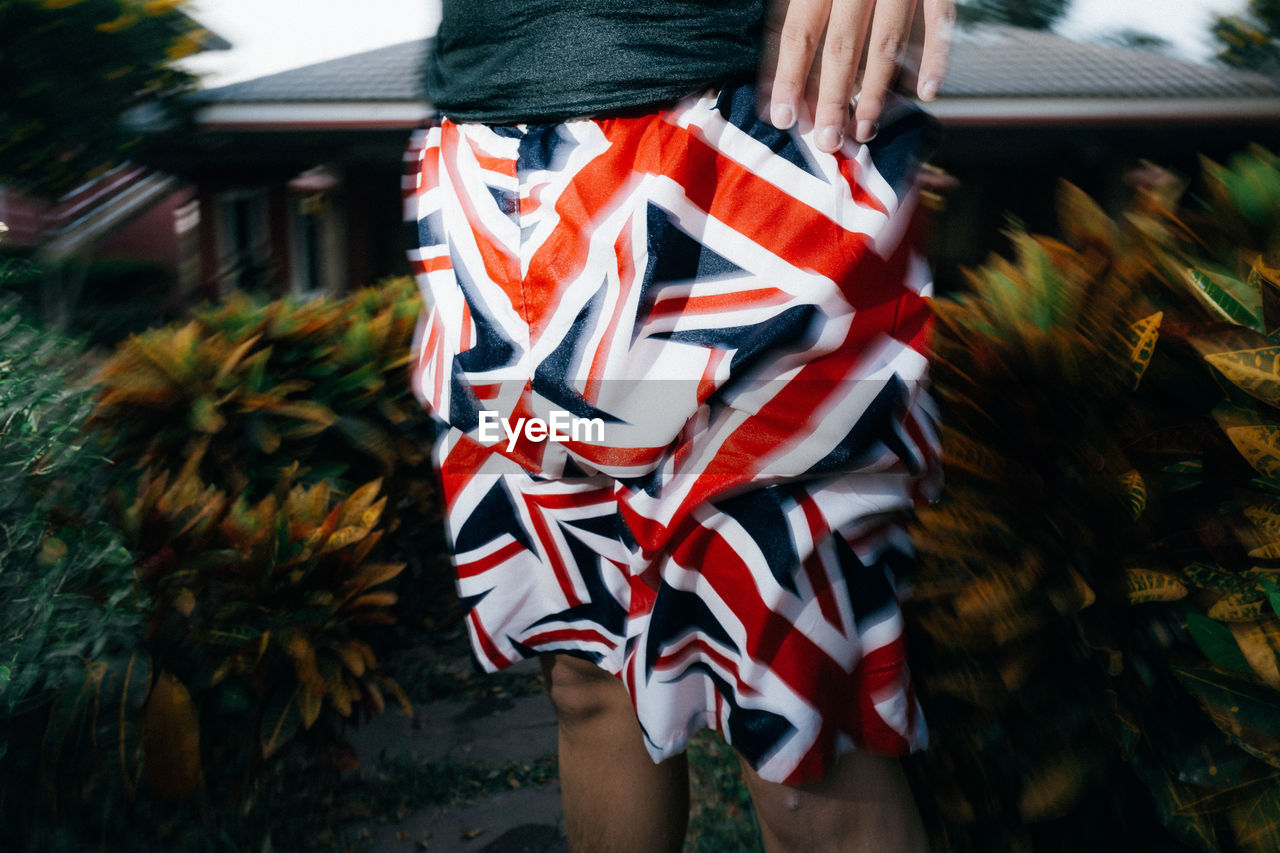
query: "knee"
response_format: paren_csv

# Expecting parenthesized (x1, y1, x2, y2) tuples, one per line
(739, 750, 928, 853)
(541, 654, 631, 728)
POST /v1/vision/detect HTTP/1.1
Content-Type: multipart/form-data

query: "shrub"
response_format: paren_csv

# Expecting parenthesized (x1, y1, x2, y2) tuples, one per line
(0, 276, 439, 849)
(80, 277, 434, 816)
(0, 293, 149, 842)
(90, 276, 430, 499)
(1, 256, 180, 346)
(912, 147, 1280, 852)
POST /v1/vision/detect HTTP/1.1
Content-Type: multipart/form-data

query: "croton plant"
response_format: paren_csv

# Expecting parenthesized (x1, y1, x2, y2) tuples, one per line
(910, 147, 1280, 852)
(37, 277, 433, 817)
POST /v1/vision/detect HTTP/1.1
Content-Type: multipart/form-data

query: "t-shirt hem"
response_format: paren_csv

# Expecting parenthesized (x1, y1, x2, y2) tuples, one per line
(436, 73, 755, 126)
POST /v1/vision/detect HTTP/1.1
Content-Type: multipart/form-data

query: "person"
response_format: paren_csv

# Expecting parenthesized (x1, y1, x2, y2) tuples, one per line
(404, 2, 954, 850)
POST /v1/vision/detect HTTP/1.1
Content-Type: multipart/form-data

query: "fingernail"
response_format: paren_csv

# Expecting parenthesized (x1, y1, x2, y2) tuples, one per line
(919, 78, 940, 101)
(815, 126, 841, 152)
(770, 102, 795, 130)
(855, 121, 878, 143)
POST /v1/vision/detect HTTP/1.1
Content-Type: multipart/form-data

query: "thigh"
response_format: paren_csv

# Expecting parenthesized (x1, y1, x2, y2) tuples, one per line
(738, 747, 928, 853)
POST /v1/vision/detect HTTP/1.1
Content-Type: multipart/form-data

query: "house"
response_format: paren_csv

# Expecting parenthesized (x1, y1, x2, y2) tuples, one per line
(0, 13, 231, 329)
(145, 40, 431, 301)
(927, 26, 1280, 273)
(149, 28, 1280, 299)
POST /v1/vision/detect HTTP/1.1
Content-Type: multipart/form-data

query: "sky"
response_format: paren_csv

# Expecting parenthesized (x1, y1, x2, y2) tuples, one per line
(180, 0, 441, 85)
(180, 0, 1248, 88)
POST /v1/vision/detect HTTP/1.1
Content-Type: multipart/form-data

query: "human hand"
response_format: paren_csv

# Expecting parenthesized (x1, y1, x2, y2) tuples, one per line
(762, 0, 955, 151)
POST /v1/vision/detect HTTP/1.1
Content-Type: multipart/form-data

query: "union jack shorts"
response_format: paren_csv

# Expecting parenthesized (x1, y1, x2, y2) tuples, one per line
(403, 84, 942, 786)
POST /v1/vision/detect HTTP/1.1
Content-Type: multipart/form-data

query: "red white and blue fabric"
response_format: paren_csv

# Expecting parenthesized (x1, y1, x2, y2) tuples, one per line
(403, 84, 942, 786)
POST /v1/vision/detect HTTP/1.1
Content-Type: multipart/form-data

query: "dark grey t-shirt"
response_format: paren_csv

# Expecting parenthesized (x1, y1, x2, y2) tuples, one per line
(427, 1, 766, 123)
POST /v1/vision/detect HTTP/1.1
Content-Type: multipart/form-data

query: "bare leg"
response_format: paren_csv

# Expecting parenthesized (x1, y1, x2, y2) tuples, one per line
(541, 654, 689, 853)
(738, 748, 929, 853)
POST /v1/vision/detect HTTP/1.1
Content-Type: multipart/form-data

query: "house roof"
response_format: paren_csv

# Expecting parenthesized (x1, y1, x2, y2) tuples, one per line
(194, 40, 432, 130)
(932, 25, 1280, 124)
(943, 26, 1278, 99)
(192, 26, 1280, 129)
(197, 40, 430, 104)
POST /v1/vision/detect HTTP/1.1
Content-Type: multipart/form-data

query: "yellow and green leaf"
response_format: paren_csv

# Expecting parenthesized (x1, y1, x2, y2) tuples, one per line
(1124, 312, 1163, 389)
(1227, 425, 1280, 480)
(1124, 568, 1188, 604)
(1205, 347, 1280, 407)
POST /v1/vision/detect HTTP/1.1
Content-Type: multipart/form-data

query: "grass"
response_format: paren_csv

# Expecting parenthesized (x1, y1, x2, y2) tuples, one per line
(686, 730, 765, 852)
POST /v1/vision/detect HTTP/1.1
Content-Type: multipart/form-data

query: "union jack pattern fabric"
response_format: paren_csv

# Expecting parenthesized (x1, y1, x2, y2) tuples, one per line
(403, 84, 942, 786)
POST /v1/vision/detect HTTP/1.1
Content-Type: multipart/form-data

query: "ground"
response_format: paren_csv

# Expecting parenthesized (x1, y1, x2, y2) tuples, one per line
(268, 604, 764, 853)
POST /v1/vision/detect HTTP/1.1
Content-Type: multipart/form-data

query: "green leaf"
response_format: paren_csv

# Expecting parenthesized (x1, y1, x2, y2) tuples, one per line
(1186, 612, 1252, 672)
(260, 686, 300, 759)
(188, 395, 225, 434)
(1227, 148, 1280, 226)
(1187, 268, 1265, 332)
(1170, 771, 1280, 817)
(204, 625, 262, 646)
(1174, 736, 1260, 789)
(1135, 755, 1222, 852)
(1258, 577, 1280, 621)
(1175, 665, 1280, 764)
(1012, 234, 1060, 331)
(42, 667, 95, 796)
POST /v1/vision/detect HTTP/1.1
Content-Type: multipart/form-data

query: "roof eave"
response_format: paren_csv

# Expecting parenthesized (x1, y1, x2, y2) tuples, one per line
(194, 95, 1280, 131)
(196, 101, 433, 130)
(928, 96, 1280, 126)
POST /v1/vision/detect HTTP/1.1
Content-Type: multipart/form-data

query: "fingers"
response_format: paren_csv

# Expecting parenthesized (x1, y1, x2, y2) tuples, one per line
(765, 0, 956, 152)
(813, 0, 875, 151)
(915, 0, 955, 102)
(767, 0, 831, 133)
(842, 0, 908, 146)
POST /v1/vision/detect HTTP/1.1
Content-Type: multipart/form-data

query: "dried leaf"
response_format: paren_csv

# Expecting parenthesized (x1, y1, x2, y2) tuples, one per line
(1019, 754, 1090, 821)
(297, 684, 322, 731)
(142, 672, 201, 802)
(1057, 181, 1115, 254)
(348, 592, 397, 610)
(324, 525, 369, 553)
(1174, 665, 1280, 763)
(340, 479, 384, 528)
(1228, 622, 1280, 689)
(285, 633, 326, 697)
(1229, 781, 1280, 853)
